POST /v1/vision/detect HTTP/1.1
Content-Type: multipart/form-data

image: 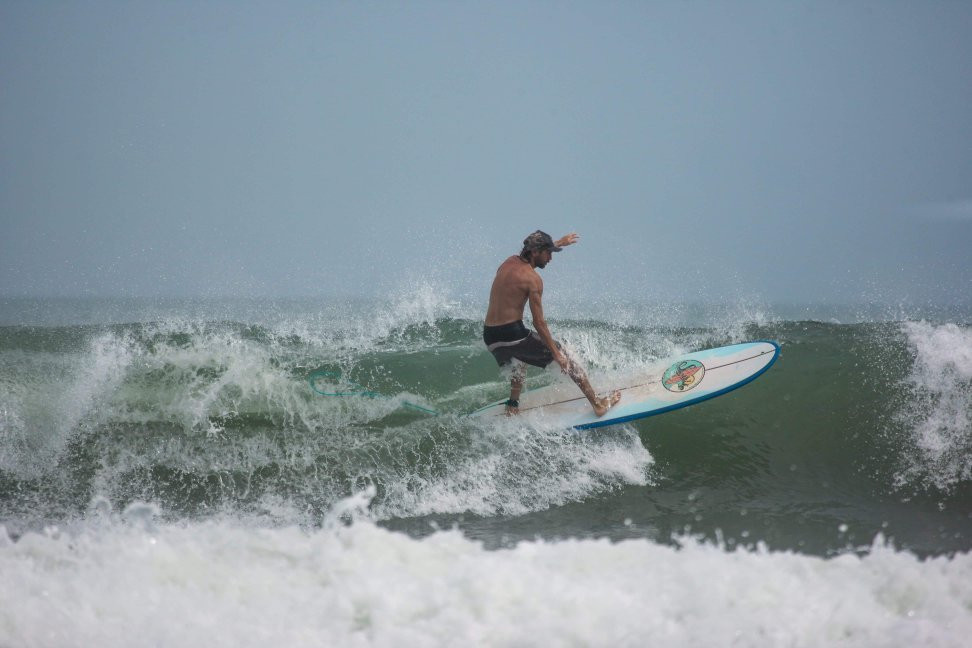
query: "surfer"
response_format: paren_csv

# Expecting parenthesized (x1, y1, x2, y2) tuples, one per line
(483, 231, 622, 417)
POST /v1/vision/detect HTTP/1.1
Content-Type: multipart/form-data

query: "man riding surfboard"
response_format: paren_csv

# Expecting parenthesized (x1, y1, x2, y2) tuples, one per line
(483, 231, 621, 417)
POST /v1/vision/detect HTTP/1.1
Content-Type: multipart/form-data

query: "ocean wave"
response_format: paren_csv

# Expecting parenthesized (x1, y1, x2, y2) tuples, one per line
(1, 495, 970, 648)
(3, 310, 970, 555)
(0, 313, 658, 527)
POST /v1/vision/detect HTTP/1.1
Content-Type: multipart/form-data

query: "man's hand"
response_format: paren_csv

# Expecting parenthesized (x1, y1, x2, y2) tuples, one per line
(556, 233, 580, 248)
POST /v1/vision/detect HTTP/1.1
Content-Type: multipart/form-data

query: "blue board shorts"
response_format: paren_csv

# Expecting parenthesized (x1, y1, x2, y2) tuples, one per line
(483, 320, 561, 368)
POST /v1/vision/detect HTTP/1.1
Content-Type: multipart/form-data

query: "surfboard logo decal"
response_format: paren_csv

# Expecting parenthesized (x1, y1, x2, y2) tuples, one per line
(662, 360, 705, 392)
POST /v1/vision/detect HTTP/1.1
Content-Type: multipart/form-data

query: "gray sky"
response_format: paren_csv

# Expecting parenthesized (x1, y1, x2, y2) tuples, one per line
(2, 1, 970, 305)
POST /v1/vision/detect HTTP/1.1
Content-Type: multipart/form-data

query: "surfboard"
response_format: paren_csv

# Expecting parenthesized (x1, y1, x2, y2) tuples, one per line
(469, 340, 780, 430)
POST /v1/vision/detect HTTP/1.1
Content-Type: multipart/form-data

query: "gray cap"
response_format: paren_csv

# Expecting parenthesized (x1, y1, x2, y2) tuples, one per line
(522, 230, 562, 252)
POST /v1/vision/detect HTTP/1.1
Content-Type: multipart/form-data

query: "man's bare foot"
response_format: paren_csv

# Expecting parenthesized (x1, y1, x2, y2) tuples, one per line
(593, 390, 621, 417)
(505, 404, 519, 416)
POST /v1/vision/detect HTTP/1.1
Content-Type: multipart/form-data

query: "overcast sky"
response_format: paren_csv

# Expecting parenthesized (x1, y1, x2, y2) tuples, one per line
(2, 1, 970, 306)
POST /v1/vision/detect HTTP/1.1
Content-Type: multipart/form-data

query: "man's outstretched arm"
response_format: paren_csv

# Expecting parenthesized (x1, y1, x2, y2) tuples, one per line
(556, 233, 580, 248)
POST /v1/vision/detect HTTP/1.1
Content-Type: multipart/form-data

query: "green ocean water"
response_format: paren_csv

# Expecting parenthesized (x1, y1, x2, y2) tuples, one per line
(1, 297, 970, 558)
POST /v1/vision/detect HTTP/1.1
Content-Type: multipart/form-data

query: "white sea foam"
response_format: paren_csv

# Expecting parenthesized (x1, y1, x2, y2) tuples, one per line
(1, 497, 970, 648)
(897, 321, 972, 489)
(371, 421, 653, 519)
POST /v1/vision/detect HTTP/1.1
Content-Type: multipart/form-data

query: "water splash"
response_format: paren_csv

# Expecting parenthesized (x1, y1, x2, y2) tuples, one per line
(895, 321, 972, 490)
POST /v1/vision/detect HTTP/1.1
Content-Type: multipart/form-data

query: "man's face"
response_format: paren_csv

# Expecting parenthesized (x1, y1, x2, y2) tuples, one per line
(534, 249, 553, 269)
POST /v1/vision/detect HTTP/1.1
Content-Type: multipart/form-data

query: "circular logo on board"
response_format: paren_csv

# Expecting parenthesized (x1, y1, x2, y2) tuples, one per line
(662, 359, 705, 392)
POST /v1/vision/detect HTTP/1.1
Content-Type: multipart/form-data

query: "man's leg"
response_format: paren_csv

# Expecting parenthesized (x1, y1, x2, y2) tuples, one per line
(559, 350, 621, 417)
(506, 361, 525, 415)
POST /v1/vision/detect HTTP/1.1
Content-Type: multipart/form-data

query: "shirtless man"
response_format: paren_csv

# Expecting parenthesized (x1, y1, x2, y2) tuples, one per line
(483, 230, 622, 417)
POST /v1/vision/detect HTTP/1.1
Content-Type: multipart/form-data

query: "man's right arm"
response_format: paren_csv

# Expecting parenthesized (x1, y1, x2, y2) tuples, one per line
(527, 280, 568, 370)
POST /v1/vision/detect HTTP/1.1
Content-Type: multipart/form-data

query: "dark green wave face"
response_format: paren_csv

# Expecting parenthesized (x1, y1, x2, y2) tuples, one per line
(1, 299, 970, 557)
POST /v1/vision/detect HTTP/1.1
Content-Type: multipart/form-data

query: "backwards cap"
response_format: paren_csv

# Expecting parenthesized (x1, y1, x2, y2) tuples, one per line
(522, 231, 562, 252)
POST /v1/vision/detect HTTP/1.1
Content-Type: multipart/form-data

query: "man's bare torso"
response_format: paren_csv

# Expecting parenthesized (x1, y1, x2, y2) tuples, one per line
(484, 256, 540, 327)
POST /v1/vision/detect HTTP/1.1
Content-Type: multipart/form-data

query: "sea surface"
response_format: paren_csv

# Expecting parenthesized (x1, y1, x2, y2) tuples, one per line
(1, 293, 971, 646)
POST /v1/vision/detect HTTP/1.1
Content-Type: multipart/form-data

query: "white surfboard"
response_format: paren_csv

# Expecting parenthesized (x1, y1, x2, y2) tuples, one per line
(469, 340, 780, 430)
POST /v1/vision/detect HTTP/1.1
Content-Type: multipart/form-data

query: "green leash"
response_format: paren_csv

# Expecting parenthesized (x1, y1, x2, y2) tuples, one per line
(307, 370, 440, 416)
